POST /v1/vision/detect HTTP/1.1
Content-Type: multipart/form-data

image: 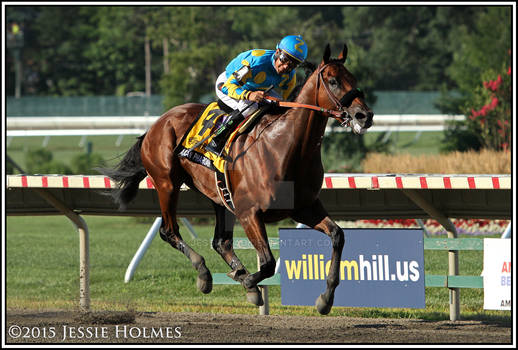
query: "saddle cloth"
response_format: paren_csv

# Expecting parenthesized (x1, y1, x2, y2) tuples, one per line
(176, 102, 240, 174)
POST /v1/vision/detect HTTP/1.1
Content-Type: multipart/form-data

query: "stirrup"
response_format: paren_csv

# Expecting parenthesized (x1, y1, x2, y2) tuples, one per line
(206, 136, 232, 162)
(206, 138, 224, 155)
(206, 109, 243, 155)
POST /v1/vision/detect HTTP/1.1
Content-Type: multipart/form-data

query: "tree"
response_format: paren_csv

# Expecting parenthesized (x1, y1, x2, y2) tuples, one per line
(341, 6, 482, 91)
(27, 7, 99, 95)
(438, 7, 512, 152)
(84, 7, 159, 96)
(155, 7, 237, 108)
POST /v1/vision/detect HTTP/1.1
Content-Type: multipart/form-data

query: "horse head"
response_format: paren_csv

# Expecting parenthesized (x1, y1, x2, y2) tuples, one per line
(316, 44, 374, 134)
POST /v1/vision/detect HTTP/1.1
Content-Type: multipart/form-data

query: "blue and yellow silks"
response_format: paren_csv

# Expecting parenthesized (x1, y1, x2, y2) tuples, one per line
(221, 49, 296, 101)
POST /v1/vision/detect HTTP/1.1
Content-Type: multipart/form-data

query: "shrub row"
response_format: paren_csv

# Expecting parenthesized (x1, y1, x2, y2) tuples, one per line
(362, 149, 511, 174)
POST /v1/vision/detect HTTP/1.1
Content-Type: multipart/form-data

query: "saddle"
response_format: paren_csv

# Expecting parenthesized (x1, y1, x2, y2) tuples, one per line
(176, 101, 269, 212)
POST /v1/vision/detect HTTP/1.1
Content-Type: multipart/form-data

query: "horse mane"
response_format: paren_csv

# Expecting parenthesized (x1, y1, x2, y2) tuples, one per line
(287, 61, 317, 102)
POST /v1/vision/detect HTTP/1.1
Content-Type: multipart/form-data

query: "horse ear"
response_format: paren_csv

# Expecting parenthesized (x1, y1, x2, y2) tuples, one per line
(323, 44, 331, 64)
(337, 43, 348, 63)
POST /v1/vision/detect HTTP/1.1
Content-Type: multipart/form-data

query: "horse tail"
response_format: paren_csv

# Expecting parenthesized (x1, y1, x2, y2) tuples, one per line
(96, 133, 147, 210)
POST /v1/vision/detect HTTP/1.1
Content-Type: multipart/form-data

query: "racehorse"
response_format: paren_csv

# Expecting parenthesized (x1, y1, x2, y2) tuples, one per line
(99, 44, 373, 315)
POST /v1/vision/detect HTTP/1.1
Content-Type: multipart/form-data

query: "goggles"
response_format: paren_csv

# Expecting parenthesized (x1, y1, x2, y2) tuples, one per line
(278, 51, 300, 70)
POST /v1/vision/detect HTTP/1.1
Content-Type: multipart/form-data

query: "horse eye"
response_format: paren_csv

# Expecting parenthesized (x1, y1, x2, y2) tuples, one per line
(329, 78, 338, 86)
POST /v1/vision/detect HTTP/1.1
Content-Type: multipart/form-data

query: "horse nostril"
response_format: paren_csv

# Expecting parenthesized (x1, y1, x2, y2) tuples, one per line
(354, 112, 373, 129)
(366, 112, 374, 127)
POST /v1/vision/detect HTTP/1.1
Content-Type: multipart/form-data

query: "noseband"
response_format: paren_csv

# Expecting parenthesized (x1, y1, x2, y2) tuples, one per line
(316, 63, 365, 126)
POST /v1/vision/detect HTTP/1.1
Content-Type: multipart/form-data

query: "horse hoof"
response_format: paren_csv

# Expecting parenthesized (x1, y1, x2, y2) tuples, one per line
(246, 291, 264, 306)
(315, 294, 332, 315)
(197, 273, 213, 294)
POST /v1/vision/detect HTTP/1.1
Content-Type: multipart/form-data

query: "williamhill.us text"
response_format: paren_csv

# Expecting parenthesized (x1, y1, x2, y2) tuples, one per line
(284, 254, 420, 282)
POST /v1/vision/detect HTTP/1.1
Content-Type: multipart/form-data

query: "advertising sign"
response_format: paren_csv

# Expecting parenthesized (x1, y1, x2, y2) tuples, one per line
(483, 238, 511, 310)
(280, 228, 425, 308)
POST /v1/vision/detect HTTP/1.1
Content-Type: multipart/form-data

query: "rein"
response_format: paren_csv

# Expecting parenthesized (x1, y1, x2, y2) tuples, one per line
(264, 96, 350, 126)
(265, 63, 364, 127)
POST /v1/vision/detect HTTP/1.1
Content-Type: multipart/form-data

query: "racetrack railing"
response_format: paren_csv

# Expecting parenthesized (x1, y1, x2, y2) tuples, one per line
(212, 236, 485, 319)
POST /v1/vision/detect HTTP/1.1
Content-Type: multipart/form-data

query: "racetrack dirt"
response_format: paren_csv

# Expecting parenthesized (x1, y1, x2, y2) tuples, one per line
(5, 309, 513, 344)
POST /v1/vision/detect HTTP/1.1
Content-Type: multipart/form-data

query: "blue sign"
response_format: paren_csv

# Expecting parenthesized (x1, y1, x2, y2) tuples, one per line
(279, 228, 425, 308)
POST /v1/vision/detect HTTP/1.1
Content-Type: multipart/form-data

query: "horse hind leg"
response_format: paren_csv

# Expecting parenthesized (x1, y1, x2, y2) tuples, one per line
(292, 199, 344, 315)
(160, 225, 213, 294)
(141, 117, 212, 294)
(153, 175, 213, 294)
(211, 204, 263, 306)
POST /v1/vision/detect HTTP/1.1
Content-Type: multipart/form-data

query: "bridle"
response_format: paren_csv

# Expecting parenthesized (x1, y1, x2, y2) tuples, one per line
(316, 62, 365, 127)
(266, 62, 365, 128)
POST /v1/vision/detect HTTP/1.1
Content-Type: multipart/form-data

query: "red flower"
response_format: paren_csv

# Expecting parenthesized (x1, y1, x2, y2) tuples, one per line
(469, 109, 479, 120)
(495, 75, 502, 89)
(484, 75, 503, 92)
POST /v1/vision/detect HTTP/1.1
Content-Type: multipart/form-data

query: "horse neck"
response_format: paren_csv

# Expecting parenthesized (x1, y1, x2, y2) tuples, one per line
(290, 71, 329, 159)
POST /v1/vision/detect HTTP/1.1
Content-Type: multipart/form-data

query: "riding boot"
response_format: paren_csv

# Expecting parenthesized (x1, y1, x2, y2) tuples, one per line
(206, 109, 245, 155)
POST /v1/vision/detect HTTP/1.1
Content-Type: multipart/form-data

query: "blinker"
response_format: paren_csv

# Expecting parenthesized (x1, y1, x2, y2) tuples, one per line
(339, 88, 364, 108)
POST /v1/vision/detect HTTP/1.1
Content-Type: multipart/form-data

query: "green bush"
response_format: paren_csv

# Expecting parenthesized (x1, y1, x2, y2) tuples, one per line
(6, 160, 15, 174)
(322, 123, 393, 173)
(25, 148, 73, 174)
(440, 120, 482, 153)
(440, 63, 511, 153)
(71, 152, 107, 174)
(463, 65, 511, 151)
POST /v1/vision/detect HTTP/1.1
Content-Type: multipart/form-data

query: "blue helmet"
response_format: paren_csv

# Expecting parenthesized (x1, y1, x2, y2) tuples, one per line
(277, 35, 308, 63)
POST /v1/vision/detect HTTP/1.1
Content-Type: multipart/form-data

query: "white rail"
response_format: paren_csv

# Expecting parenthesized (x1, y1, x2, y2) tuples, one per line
(7, 114, 465, 136)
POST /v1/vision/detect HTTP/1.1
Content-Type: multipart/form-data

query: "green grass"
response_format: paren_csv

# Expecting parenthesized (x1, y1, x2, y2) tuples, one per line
(364, 131, 445, 155)
(6, 135, 140, 172)
(6, 132, 445, 174)
(5, 215, 511, 324)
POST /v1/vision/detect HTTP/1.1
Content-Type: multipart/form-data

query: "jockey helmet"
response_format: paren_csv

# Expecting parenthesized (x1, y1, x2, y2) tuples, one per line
(277, 35, 308, 63)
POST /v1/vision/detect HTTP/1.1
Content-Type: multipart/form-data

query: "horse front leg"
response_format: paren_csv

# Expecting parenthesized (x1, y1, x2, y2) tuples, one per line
(211, 204, 247, 280)
(237, 211, 277, 306)
(292, 199, 344, 315)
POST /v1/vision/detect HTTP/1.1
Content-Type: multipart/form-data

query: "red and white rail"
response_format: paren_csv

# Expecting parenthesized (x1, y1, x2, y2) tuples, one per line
(7, 174, 511, 190)
(6, 173, 512, 313)
(321, 174, 510, 190)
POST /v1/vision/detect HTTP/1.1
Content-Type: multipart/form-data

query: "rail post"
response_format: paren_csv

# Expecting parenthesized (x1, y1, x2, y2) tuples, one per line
(32, 188, 90, 311)
(402, 189, 460, 321)
(257, 255, 269, 315)
(125, 217, 162, 283)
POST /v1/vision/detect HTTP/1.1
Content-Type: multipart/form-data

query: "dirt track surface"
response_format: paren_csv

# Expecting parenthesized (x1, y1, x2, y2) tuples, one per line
(6, 309, 512, 344)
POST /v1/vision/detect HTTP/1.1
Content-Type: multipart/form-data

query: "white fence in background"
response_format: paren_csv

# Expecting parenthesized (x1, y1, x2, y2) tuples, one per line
(7, 114, 466, 137)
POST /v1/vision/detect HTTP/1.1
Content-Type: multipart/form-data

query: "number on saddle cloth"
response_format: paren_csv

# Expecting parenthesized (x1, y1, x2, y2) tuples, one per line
(176, 102, 238, 174)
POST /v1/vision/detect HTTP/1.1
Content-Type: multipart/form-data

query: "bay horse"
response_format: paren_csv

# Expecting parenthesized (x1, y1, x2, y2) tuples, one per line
(99, 44, 373, 315)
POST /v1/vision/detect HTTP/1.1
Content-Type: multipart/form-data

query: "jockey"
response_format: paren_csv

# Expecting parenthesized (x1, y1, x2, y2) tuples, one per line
(206, 35, 308, 155)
